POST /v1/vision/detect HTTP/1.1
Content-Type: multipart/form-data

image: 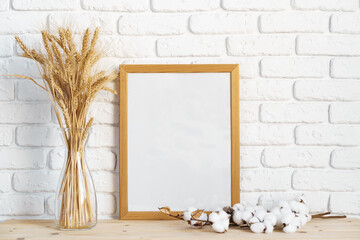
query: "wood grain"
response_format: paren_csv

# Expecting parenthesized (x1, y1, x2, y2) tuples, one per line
(119, 64, 240, 220)
(1, 218, 359, 240)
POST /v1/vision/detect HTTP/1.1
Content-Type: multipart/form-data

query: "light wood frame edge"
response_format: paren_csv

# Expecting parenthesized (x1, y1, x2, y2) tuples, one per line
(119, 64, 240, 220)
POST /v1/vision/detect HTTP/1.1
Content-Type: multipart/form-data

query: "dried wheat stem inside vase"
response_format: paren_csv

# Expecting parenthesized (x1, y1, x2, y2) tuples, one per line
(58, 128, 94, 229)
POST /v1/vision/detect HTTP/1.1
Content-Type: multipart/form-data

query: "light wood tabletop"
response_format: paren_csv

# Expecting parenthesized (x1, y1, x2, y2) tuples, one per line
(0, 218, 359, 240)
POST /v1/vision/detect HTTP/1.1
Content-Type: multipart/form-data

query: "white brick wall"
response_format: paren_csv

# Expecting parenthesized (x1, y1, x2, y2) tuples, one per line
(0, 0, 359, 220)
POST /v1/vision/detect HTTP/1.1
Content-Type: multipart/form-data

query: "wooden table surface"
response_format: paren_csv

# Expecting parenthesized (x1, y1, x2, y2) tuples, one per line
(0, 218, 359, 240)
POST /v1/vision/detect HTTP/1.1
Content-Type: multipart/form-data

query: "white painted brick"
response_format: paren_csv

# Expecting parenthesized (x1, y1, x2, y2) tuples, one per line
(0, 80, 14, 101)
(16, 126, 62, 147)
(241, 169, 291, 191)
(13, 171, 59, 192)
(240, 192, 261, 206)
(295, 80, 360, 101)
(0, 127, 13, 146)
(98, 194, 116, 215)
(46, 196, 55, 215)
(0, 172, 11, 192)
(261, 58, 328, 78)
(293, 170, 360, 191)
(0, 103, 51, 123)
(296, 125, 360, 146)
(0, 149, 46, 169)
(240, 79, 292, 101)
(297, 35, 360, 56)
(157, 36, 225, 57)
(262, 147, 331, 168)
(294, 0, 358, 11)
(7, 58, 40, 78)
(92, 172, 118, 193)
(0, 13, 48, 34)
(331, 148, 360, 169)
(0, 195, 44, 215)
(0, 0, 8, 11)
(99, 36, 155, 58)
(228, 35, 294, 56)
(331, 58, 360, 78)
(193, 58, 258, 79)
(260, 13, 328, 33)
(260, 103, 328, 123)
(49, 148, 117, 171)
(48, 13, 117, 34)
(0, 36, 12, 57)
(82, 0, 148, 12)
(222, 0, 288, 11)
(330, 103, 360, 123)
(0, 59, 8, 76)
(89, 102, 119, 124)
(17, 81, 48, 101)
(88, 126, 119, 147)
(152, 0, 218, 12)
(331, 13, 360, 34)
(258, 192, 329, 213)
(190, 13, 257, 34)
(240, 124, 293, 146)
(240, 146, 262, 168)
(12, 0, 77, 10)
(240, 102, 258, 123)
(330, 193, 360, 214)
(119, 14, 186, 35)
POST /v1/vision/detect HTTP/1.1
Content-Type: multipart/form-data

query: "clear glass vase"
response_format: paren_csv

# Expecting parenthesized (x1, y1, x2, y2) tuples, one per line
(55, 128, 97, 230)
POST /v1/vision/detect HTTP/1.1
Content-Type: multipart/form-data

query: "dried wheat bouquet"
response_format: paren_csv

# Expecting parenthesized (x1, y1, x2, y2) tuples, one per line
(14, 27, 117, 229)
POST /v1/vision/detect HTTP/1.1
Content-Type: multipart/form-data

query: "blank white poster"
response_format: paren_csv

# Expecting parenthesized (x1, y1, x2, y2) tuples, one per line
(127, 73, 231, 211)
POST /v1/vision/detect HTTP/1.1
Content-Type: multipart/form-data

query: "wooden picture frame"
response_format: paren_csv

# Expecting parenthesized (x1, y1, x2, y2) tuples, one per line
(119, 64, 240, 220)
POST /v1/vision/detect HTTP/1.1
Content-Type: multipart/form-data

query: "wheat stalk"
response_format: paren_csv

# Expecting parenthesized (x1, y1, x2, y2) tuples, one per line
(14, 27, 117, 229)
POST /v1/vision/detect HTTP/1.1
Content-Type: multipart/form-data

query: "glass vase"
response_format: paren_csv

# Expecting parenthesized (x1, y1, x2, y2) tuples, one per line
(55, 128, 97, 230)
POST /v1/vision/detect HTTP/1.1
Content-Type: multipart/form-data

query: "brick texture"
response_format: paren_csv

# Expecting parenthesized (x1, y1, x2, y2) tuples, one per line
(1, 0, 360, 219)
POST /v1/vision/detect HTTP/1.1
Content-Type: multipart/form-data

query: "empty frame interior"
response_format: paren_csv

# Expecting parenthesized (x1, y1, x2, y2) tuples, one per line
(119, 65, 239, 220)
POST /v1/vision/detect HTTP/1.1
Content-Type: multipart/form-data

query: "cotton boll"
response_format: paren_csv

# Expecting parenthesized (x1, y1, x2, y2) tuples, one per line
(233, 203, 244, 212)
(255, 209, 266, 222)
(250, 222, 265, 233)
(280, 206, 292, 215)
(271, 207, 283, 227)
(270, 206, 281, 217)
(296, 195, 307, 204)
(254, 205, 266, 212)
(232, 210, 243, 225)
(223, 218, 230, 231)
(289, 200, 302, 213)
(264, 221, 274, 234)
(281, 212, 295, 225)
(264, 213, 277, 226)
(183, 207, 197, 221)
(218, 210, 230, 220)
(241, 210, 253, 223)
(290, 216, 301, 228)
(209, 212, 220, 223)
(298, 204, 310, 215)
(298, 214, 307, 226)
(279, 201, 290, 210)
(305, 214, 312, 223)
(248, 216, 260, 225)
(209, 210, 229, 224)
(245, 206, 255, 213)
(283, 224, 297, 233)
(212, 221, 227, 233)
